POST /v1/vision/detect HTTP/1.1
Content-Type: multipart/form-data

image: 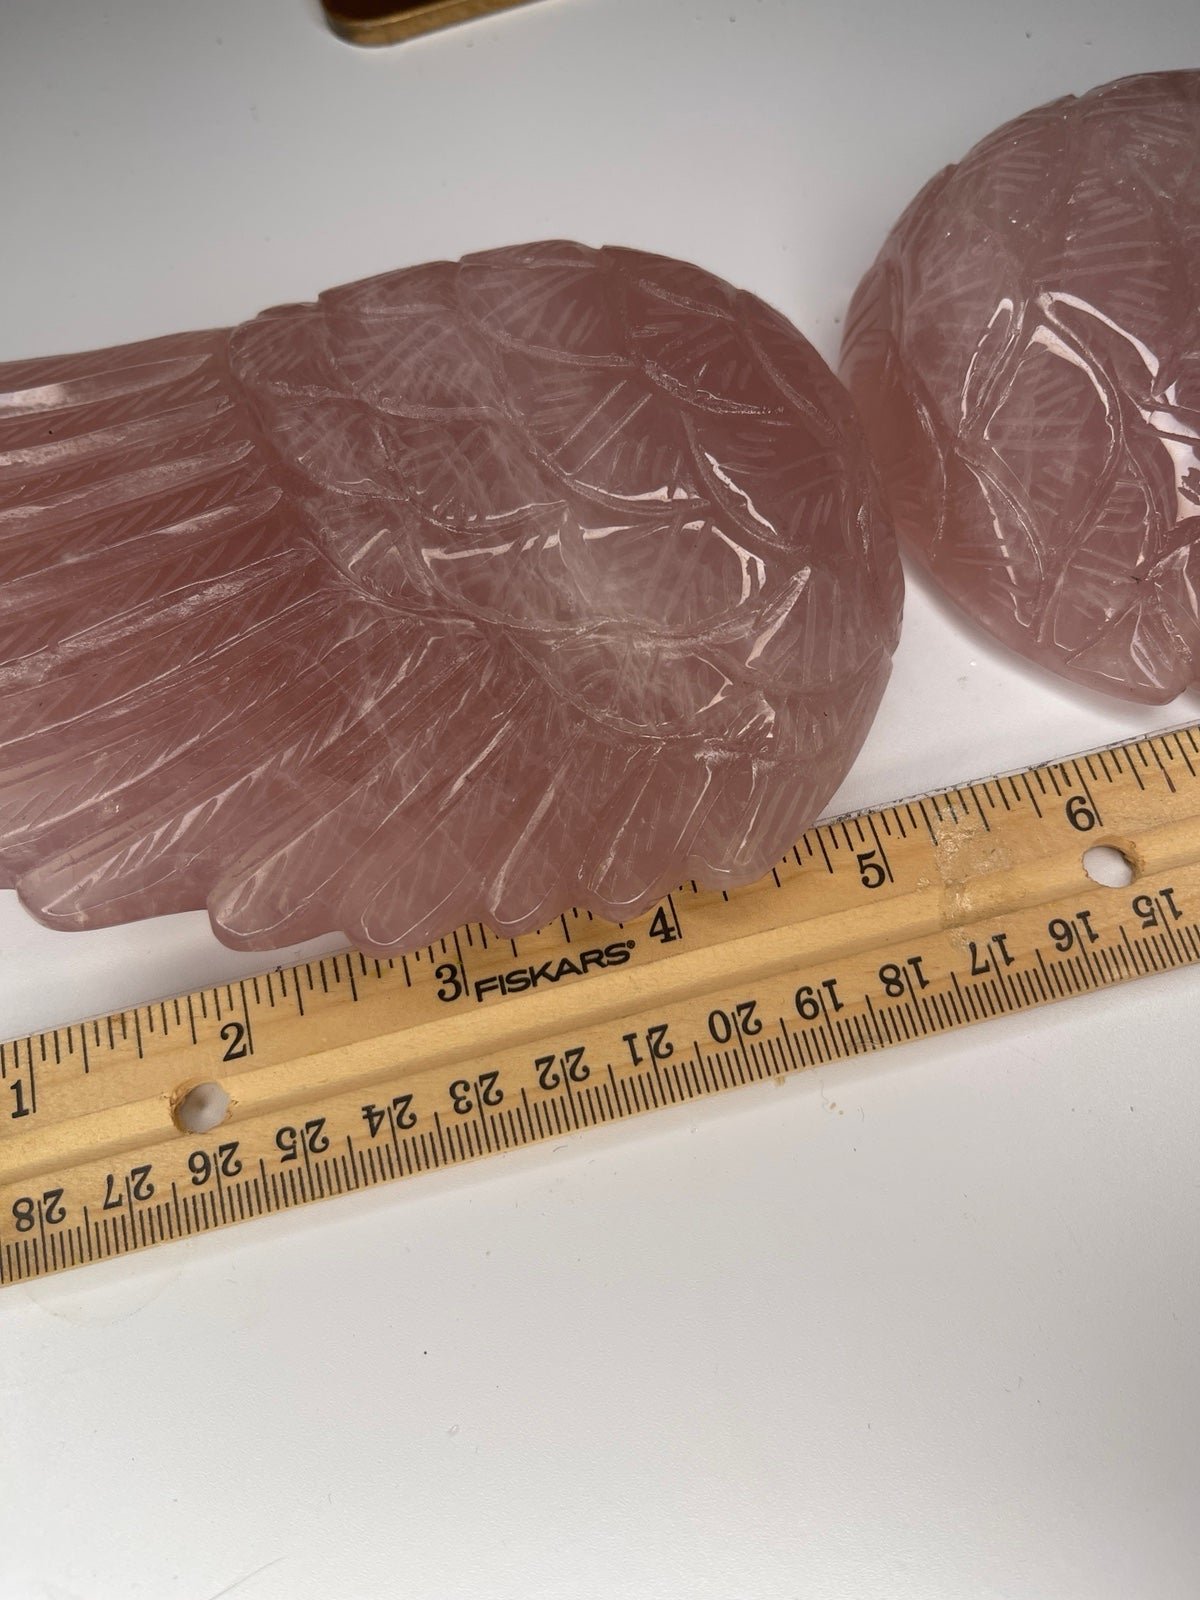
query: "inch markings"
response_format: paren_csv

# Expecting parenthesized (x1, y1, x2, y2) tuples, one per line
(2, 724, 1199, 1283)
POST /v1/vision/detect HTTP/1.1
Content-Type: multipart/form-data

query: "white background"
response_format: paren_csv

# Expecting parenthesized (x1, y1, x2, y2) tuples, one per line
(2, 2, 1199, 1596)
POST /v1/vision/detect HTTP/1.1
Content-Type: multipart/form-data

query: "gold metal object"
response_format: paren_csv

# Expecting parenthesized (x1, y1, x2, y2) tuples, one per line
(322, 0, 544, 46)
(4, 723, 1200, 1283)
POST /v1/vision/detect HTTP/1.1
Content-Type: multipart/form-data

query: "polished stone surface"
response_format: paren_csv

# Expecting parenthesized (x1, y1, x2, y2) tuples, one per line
(0, 242, 900, 952)
(843, 72, 1200, 703)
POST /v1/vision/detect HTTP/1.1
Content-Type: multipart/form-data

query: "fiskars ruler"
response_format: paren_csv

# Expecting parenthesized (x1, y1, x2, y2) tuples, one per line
(3, 724, 1198, 1284)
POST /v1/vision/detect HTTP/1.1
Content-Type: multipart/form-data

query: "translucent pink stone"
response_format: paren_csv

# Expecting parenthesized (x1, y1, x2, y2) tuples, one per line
(842, 72, 1200, 703)
(0, 242, 900, 953)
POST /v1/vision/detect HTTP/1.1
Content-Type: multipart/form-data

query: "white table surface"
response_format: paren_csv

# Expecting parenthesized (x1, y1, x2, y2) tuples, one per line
(2, 2, 1199, 1596)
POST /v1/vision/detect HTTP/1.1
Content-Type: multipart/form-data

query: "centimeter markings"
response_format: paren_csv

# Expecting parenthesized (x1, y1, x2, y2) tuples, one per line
(2, 724, 1199, 1284)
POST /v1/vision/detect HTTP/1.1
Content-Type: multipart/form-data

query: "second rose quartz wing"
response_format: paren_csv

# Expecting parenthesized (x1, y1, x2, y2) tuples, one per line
(0, 242, 900, 953)
(842, 71, 1200, 703)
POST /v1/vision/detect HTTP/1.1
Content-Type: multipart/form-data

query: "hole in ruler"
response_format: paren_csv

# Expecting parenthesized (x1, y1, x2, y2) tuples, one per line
(1082, 844, 1135, 888)
(173, 1080, 231, 1134)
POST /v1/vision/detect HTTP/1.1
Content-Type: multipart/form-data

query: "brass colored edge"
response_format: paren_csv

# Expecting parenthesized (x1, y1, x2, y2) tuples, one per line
(322, 0, 542, 47)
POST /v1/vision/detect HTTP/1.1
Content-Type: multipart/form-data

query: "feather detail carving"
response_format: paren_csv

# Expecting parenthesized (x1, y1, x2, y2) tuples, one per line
(0, 243, 900, 952)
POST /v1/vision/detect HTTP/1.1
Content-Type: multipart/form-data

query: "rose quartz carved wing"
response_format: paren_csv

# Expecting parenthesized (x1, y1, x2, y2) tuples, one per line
(0, 242, 900, 953)
(842, 71, 1200, 704)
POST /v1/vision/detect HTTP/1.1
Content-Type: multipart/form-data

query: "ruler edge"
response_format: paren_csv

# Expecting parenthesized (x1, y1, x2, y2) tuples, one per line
(4, 717, 1196, 1052)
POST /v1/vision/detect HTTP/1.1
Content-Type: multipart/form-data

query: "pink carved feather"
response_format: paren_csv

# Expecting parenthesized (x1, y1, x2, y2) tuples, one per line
(842, 72, 1200, 703)
(0, 242, 900, 952)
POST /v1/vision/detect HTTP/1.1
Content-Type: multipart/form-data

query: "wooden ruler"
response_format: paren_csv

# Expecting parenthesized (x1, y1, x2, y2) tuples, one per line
(3, 724, 1199, 1285)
